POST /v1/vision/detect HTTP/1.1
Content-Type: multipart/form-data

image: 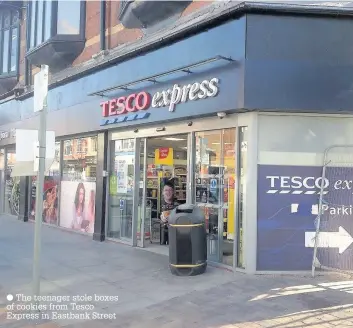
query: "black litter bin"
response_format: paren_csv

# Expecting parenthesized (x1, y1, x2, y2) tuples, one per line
(168, 204, 207, 276)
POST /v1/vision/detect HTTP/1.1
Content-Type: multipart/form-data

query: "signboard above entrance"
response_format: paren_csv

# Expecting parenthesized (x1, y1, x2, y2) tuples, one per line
(100, 78, 219, 126)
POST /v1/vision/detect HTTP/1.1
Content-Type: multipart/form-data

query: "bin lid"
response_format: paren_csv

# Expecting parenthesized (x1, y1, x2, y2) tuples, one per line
(169, 204, 205, 225)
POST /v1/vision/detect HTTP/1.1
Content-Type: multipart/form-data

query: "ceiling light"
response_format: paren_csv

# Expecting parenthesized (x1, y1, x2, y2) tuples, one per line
(163, 137, 186, 141)
(212, 142, 220, 145)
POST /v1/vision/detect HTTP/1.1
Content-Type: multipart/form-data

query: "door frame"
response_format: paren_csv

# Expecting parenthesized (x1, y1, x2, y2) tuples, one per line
(138, 133, 191, 248)
(137, 138, 147, 248)
(105, 138, 140, 246)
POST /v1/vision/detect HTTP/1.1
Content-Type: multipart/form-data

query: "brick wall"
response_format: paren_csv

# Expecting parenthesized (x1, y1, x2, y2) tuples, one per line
(21, 0, 213, 80)
(73, 1, 101, 65)
(74, 0, 211, 65)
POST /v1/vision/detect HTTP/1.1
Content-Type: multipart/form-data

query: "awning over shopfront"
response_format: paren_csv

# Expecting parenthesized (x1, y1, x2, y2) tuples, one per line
(88, 55, 234, 98)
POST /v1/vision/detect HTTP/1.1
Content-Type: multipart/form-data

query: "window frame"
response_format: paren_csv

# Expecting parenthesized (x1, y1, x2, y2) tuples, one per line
(64, 140, 72, 156)
(27, 0, 86, 52)
(0, 8, 20, 77)
(62, 135, 98, 182)
(76, 139, 83, 154)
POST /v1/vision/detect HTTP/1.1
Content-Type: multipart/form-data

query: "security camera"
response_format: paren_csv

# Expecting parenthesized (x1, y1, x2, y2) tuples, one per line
(217, 112, 227, 119)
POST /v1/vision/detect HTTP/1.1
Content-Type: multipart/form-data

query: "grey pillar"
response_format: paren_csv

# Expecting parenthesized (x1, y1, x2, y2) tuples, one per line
(93, 131, 108, 241)
(18, 176, 30, 222)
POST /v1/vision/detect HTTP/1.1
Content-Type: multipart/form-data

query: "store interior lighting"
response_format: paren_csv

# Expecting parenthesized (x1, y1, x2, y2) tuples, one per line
(163, 137, 186, 141)
(212, 142, 233, 145)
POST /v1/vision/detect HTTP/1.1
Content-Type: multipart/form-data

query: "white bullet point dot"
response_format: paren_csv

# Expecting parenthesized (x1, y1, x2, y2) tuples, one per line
(6, 294, 13, 301)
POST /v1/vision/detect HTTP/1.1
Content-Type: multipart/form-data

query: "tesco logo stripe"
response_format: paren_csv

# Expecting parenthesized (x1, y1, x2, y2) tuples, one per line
(266, 189, 329, 195)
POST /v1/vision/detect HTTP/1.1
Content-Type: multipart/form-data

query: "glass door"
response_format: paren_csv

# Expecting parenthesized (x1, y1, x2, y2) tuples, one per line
(140, 134, 189, 247)
(194, 129, 236, 265)
(107, 139, 136, 244)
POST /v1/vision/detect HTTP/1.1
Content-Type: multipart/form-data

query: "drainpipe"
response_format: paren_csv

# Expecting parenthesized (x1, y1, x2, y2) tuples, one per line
(100, 0, 106, 50)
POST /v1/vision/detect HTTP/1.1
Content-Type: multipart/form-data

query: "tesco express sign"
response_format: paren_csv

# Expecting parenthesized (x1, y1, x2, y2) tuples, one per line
(100, 77, 219, 117)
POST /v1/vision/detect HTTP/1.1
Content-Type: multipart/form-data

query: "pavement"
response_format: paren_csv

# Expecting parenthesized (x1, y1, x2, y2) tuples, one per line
(0, 215, 352, 328)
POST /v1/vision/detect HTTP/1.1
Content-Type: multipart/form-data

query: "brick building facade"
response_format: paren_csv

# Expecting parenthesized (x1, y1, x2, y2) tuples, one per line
(0, 0, 211, 98)
(1, 1, 353, 273)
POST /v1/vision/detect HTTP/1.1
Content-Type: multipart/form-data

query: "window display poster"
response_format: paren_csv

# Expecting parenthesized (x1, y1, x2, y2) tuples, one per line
(59, 181, 96, 234)
(116, 158, 128, 194)
(30, 177, 60, 225)
(155, 148, 174, 166)
(115, 154, 134, 194)
(109, 175, 117, 195)
(5, 176, 20, 216)
(196, 184, 208, 203)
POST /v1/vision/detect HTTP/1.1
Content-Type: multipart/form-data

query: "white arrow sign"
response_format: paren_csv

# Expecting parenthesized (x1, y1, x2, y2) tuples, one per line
(305, 227, 353, 254)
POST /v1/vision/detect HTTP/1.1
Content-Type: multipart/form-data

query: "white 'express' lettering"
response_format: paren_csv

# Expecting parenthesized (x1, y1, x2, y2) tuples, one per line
(151, 78, 219, 112)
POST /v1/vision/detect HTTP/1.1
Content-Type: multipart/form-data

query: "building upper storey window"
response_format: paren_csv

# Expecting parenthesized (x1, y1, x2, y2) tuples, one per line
(0, 9, 19, 76)
(27, 0, 86, 71)
(118, 0, 191, 32)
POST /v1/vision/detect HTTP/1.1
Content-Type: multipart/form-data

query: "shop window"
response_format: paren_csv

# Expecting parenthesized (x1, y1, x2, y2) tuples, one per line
(29, 142, 61, 225)
(4, 150, 19, 216)
(62, 137, 97, 182)
(26, 0, 85, 71)
(91, 138, 98, 152)
(60, 136, 97, 234)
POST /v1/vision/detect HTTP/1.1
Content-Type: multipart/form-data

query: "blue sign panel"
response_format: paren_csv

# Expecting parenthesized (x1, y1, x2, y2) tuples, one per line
(257, 164, 353, 271)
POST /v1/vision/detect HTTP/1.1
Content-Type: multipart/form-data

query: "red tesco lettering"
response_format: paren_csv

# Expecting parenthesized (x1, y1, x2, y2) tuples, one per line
(100, 92, 151, 117)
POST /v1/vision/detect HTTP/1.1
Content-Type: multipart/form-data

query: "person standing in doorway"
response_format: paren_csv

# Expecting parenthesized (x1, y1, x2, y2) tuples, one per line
(160, 179, 179, 245)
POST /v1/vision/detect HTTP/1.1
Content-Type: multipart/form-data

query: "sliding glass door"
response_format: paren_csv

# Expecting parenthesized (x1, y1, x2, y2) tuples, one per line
(107, 138, 141, 244)
(194, 129, 236, 265)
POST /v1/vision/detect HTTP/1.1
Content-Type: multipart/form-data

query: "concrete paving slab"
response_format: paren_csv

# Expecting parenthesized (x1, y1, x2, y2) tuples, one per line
(0, 215, 353, 328)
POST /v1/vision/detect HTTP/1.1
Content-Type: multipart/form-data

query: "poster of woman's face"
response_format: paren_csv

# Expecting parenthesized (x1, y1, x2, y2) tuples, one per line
(30, 179, 59, 225)
(42, 185, 59, 224)
(59, 181, 96, 233)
